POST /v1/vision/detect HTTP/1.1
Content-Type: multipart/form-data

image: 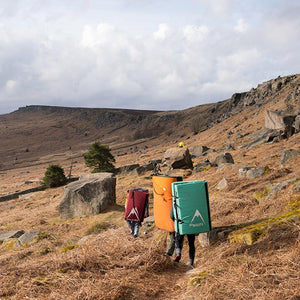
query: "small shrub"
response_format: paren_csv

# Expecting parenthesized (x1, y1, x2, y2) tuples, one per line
(43, 164, 67, 187)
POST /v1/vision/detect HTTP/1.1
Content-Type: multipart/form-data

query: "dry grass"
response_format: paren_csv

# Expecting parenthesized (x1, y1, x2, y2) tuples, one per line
(181, 223, 300, 300)
(0, 228, 181, 300)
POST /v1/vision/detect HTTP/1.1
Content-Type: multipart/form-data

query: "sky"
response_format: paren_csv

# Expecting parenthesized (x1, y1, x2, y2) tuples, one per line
(0, 0, 299, 114)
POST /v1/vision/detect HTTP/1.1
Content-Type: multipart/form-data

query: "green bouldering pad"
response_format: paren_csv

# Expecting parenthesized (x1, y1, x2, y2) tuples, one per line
(172, 180, 211, 235)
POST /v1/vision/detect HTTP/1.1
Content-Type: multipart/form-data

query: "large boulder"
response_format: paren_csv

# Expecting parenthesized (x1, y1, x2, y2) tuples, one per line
(164, 147, 193, 169)
(265, 110, 295, 137)
(59, 173, 116, 220)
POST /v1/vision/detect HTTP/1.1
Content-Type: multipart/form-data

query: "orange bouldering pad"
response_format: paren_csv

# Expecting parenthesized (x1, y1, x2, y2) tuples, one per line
(152, 175, 182, 232)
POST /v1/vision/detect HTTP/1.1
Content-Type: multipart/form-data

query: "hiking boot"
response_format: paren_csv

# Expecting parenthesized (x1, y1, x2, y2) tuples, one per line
(189, 258, 194, 267)
(173, 254, 181, 262)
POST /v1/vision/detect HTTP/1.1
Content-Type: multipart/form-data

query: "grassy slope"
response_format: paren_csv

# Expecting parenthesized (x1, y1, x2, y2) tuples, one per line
(0, 77, 299, 299)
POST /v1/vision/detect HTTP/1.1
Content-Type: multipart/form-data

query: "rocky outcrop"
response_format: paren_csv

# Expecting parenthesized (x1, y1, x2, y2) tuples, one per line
(164, 147, 193, 169)
(227, 75, 297, 114)
(59, 173, 116, 220)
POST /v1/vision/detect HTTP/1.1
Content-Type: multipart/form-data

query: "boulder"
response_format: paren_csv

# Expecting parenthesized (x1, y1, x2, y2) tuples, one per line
(191, 145, 209, 157)
(164, 147, 193, 169)
(212, 152, 234, 167)
(0, 230, 24, 243)
(16, 231, 40, 246)
(59, 173, 116, 220)
(135, 162, 155, 175)
(265, 110, 296, 130)
(280, 149, 300, 166)
(238, 167, 253, 178)
(246, 166, 269, 178)
(114, 164, 140, 175)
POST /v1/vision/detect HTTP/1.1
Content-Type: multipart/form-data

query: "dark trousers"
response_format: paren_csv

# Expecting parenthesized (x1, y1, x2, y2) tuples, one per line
(126, 220, 140, 237)
(174, 232, 195, 261)
(166, 232, 175, 256)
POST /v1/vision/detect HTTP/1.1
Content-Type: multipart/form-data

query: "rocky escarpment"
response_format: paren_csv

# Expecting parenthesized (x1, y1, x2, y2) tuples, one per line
(227, 75, 298, 114)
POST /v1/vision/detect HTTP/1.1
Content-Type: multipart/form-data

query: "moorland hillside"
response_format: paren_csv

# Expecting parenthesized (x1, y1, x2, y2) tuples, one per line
(0, 74, 299, 299)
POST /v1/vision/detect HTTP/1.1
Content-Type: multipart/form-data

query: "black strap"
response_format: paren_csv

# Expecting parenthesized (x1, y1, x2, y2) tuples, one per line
(173, 194, 183, 224)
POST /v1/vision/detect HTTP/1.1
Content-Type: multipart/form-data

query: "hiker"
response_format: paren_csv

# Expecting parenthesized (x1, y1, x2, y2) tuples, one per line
(170, 206, 196, 267)
(124, 188, 149, 238)
(178, 141, 184, 147)
(125, 191, 140, 237)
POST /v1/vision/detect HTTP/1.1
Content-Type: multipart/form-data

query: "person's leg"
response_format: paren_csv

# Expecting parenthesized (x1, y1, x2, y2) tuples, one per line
(187, 234, 195, 267)
(126, 220, 134, 235)
(166, 232, 175, 256)
(174, 232, 184, 262)
(133, 221, 140, 237)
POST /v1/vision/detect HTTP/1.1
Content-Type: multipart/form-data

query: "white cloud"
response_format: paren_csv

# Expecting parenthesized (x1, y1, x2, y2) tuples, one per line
(5, 80, 17, 93)
(183, 25, 209, 43)
(234, 18, 248, 33)
(153, 23, 172, 40)
(0, 0, 299, 114)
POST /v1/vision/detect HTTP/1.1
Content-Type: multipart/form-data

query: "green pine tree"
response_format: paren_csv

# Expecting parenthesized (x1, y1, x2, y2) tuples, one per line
(83, 142, 115, 173)
(43, 164, 67, 187)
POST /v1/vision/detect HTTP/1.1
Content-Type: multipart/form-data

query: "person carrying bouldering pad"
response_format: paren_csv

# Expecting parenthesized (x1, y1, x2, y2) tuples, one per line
(124, 188, 149, 238)
(170, 205, 196, 268)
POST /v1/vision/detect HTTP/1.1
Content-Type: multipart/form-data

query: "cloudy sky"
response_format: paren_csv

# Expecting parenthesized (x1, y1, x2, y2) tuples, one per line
(0, 0, 299, 114)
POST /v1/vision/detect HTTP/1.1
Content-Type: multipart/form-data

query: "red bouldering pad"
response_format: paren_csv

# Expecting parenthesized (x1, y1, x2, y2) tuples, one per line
(124, 189, 149, 222)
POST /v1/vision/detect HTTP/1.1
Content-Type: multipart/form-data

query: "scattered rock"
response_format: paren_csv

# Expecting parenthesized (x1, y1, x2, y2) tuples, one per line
(16, 231, 40, 246)
(59, 173, 116, 220)
(193, 161, 212, 173)
(225, 143, 235, 151)
(245, 166, 270, 179)
(238, 167, 253, 178)
(190, 145, 210, 157)
(135, 162, 155, 175)
(114, 164, 140, 175)
(0, 230, 25, 243)
(212, 152, 234, 167)
(216, 178, 228, 190)
(280, 149, 300, 166)
(266, 178, 298, 200)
